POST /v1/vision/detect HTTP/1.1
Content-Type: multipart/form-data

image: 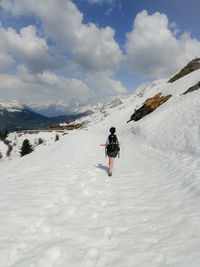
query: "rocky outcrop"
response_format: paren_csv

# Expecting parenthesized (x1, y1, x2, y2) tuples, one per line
(44, 123, 82, 131)
(183, 81, 200, 95)
(168, 58, 200, 83)
(127, 93, 171, 122)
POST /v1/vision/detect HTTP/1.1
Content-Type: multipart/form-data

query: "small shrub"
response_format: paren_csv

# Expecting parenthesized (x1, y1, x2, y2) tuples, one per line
(6, 144, 13, 157)
(3, 139, 10, 146)
(20, 139, 33, 157)
(55, 134, 59, 141)
(38, 138, 44, 145)
(0, 129, 8, 140)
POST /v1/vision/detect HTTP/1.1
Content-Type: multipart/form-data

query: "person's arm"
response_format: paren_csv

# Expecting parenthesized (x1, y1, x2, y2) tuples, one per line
(100, 137, 109, 146)
(100, 143, 107, 146)
(117, 136, 120, 146)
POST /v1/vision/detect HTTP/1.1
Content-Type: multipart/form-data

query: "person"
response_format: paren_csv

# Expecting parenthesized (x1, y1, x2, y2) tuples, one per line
(100, 127, 120, 176)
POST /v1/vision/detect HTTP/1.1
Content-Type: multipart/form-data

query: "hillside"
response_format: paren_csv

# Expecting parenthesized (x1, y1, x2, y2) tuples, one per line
(0, 100, 86, 132)
(1, 66, 200, 266)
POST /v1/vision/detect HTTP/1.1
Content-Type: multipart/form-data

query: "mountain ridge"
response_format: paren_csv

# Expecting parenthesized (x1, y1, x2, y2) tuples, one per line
(0, 100, 86, 132)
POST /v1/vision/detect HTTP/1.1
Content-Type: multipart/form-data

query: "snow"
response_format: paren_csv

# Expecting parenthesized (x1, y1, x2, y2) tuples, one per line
(0, 100, 24, 112)
(0, 140, 8, 159)
(6, 131, 65, 160)
(1, 69, 200, 266)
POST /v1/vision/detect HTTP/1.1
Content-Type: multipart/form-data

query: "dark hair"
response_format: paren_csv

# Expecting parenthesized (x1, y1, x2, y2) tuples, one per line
(109, 127, 116, 135)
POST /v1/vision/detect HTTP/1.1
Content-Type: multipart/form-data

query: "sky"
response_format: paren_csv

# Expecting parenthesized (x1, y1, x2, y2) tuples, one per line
(0, 0, 200, 111)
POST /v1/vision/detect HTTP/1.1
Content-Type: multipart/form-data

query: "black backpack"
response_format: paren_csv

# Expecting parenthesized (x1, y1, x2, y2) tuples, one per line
(105, 134, 120, 158)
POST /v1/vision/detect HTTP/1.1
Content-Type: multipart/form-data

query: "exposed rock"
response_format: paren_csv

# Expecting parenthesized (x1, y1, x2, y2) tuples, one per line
(168, 58, 200, 83)
(44, 124, 82, 131)
(127, 93, 171, 122)
(144, 93, 171, 109)
(183, 81, 200, 95)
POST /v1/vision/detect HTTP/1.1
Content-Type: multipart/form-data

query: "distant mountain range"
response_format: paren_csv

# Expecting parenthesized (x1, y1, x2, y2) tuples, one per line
(0, 100, 86, 132)
(28, 103, 75, 117)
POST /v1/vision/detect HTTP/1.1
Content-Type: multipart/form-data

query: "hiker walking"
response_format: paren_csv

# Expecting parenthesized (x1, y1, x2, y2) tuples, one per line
(100, 127, 120, 176)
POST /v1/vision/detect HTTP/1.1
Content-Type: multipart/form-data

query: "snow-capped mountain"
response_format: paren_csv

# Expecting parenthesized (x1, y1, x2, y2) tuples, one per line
(1, 59, 200, 266)
(0, 100, 24, 112)
(27, 101, 75, 117)
(0, 100, 86, 132)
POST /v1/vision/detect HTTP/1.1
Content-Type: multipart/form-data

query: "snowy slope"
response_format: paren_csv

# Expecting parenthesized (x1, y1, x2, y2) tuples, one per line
(1, 69, 200, 266)
(0, 100, 24, 112)
(5, 131, 66, 160)
(131, 69, 200, 156)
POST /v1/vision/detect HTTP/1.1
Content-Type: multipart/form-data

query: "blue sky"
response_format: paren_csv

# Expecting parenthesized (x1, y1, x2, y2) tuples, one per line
(75, 0, 200, 40)
(0, 0, 200, 110)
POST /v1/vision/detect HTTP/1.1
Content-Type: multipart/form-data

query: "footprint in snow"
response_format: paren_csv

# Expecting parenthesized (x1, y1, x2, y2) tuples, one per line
(87, 170, 95, 176)
(81, 182, 85, 187)
(84, 248, 99, 267)
(154, 254, 166, 264)
(37, 246, 62, 267)
(104, 227, 113, 239)
(69, 207, 76, 215)
(100, 200, 106, 207)
(92, 213, 98, 220)
(9, 242, 30, 262)
(90, 177, 97, 182)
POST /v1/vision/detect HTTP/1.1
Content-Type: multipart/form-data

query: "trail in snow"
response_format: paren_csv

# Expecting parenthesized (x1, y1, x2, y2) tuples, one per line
(1, 127, 200, 267)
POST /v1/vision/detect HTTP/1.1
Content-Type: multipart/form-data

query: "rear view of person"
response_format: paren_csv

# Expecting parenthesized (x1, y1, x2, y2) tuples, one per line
(101, 127, 120, 176)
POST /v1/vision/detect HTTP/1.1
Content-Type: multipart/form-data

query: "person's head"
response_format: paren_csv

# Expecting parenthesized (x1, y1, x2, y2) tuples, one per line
(109, 127, 116, 135)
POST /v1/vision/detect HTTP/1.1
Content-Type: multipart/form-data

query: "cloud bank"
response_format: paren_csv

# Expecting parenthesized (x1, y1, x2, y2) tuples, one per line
(125, 10, 200, 78)
(0, 0, 125, 107)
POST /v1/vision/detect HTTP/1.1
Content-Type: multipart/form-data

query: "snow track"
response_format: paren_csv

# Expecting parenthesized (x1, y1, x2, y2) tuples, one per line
(1, 127, 200, 267)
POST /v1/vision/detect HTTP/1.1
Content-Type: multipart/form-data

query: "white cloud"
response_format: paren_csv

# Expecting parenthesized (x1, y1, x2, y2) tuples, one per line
(0, 23, 64, 74)
(0, 0, 123, 73)
(0, 24, 15, 72)
(0, 0, 125, 107)
(87, 0, 114, 4)
(0, 65, 92, 105)
(125, 10, 200, 78)
(87, 72, 126, 96)
(169, 22, 180, 36)
(0, 52, 14, 73)
(87, 0, 121, 16)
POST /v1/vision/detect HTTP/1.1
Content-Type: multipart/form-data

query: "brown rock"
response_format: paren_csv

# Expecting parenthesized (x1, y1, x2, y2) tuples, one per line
(168, 58, 200, 83)
(183, 81, 200, 95)
(127, 93, 171, 122)
(44, 124, 82, 130)
(144, 93, 171, 109)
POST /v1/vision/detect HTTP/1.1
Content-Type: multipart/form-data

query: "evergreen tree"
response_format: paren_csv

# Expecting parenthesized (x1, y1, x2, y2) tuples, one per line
(0, 129, 8, 140)
(38, 138, 44, 145)
(55, 134, 59, 141)
(20, 139, 33, 157)
(4, 129, 8, 139)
